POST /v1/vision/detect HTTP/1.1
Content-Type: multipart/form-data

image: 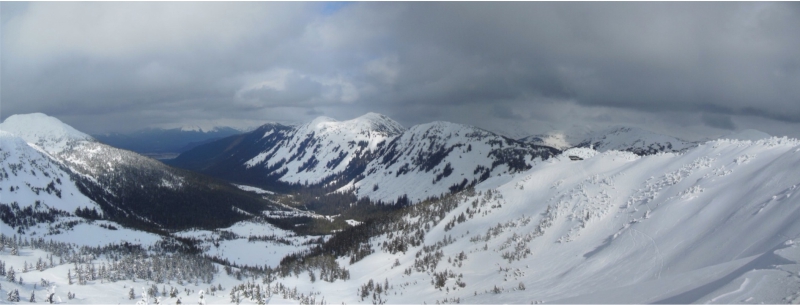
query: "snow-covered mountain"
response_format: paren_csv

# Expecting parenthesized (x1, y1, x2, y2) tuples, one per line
(170, 113, 406, 191)
(172, 114, 559, 202)
(0, 113, 93, 154)
(350, 121, 560, 202)
(0, 130, 100, 229)
(275, 136, 800, 303)
(518, 133, 573, 150)
(3, 112, 800, 304)
(1, 113, 274, 230)
(243, 112, 405, 185)
(575, 126, 696, 155)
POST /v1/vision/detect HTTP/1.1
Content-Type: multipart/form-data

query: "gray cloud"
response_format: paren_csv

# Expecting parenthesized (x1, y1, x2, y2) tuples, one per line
(702, 113, 736, 130)
(2, 2, 799, 139)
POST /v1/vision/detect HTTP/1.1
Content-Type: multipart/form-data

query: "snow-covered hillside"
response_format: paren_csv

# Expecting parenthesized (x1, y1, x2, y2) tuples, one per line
(575, 126, 696, 155)
(2, 119, 800, 304)
(0, 131, 102, 232)
(1, 113, 278, 230)
(245, 112, 404, 185)
(316, 136, 800, 303)
(0, 113, 93, 155)
(352, 121, 559, 202)
(173, 114, 559, 203)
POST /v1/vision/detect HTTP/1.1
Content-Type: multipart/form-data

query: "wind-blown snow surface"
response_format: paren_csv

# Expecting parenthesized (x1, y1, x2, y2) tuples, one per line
(244, 112, 405, 185)
(306, 136, 800, 303)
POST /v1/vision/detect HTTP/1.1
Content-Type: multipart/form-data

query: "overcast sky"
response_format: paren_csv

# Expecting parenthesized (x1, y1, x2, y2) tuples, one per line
(2, 2, 799, 140)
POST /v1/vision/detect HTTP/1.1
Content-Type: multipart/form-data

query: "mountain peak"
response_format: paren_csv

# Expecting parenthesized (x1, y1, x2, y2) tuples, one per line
(578, 125, 695, 155)
(304, 113, 405, 137)
(0, 113, 93, 154)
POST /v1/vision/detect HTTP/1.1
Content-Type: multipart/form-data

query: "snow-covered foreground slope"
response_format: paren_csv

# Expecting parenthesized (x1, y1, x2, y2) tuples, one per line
(291, 136, 800, 303)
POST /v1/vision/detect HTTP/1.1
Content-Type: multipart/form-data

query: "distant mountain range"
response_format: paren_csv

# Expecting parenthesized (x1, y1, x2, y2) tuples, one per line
(168, 113, 561, 203)
(93, 126, 244, 159)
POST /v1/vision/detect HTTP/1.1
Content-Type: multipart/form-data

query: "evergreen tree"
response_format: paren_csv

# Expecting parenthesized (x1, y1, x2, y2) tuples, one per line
(129, 288, 136, 300)
(6, 266, 15, 282)
(7, 289, 20, 302)
(29, 290, 35, 303)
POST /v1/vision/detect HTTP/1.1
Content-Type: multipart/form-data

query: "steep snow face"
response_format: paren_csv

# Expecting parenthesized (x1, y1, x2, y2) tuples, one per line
(353, 121, 559, 202)
(0, 131, 99, 218)
(577, 126, 696, 155)
(245, 113, 406, 184)
(0, 113, 93, 154)
(332, 136, 800, 303)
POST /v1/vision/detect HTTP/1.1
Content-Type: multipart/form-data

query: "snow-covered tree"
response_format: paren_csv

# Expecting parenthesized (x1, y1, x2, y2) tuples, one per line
(29, 290, 35, 303)
(45, 287, 55, 304)
(7, 289, 20, 302)
(135, 287, 149, 305)
(6, 266, 15, 282)
(129, 288, 136, 300)
(198, 290, 205, 305)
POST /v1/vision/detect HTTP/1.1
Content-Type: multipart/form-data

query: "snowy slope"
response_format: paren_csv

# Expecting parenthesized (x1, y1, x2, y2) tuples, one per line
(0, 113, 93, 154)
(0, 131, 98, 216)
(1, 113, 276, 230)
(352, 121, 560, 202)
(2, 133, 800, 304)
(576, 125, 696, 155)
(281, 136, 800, 303)
(244, 112, 405, 185)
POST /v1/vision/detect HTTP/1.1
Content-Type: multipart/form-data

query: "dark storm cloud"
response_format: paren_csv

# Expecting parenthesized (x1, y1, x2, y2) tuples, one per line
(2, 2, 799, 138)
